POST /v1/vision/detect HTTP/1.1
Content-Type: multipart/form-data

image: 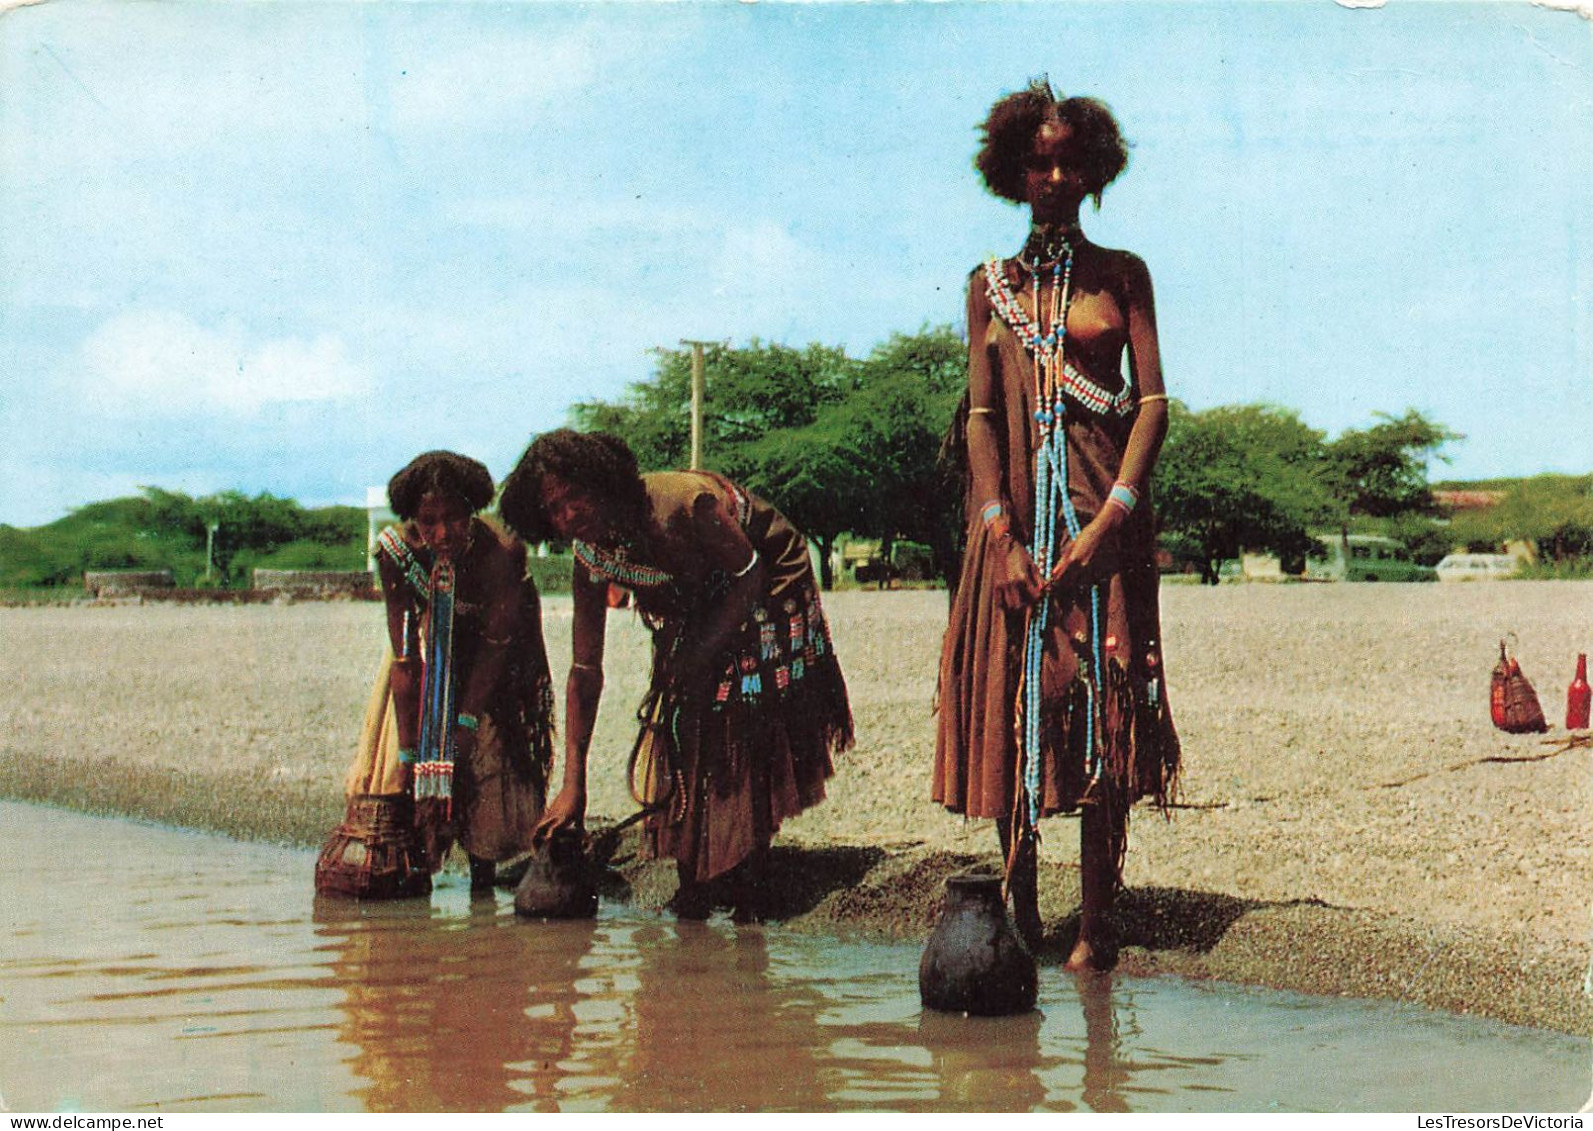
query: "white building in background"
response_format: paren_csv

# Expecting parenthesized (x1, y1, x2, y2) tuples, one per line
(365, 486, 395, 573)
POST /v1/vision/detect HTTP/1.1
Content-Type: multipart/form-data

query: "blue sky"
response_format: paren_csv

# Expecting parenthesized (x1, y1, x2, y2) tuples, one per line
(1, 0, 1589, 527)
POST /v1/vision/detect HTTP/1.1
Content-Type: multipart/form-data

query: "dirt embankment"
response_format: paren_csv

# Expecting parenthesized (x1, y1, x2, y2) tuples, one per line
(2, 582, 1589, 1034)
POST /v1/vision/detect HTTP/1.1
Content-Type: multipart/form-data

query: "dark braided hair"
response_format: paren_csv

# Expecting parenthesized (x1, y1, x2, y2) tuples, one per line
(387, 450, 495, 519)
(498, 429, 648, 544)
(975, 79, 1129, 207)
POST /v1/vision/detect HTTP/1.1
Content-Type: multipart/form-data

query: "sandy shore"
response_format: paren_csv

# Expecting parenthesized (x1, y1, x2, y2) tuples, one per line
(2, 581, 1589, 1034)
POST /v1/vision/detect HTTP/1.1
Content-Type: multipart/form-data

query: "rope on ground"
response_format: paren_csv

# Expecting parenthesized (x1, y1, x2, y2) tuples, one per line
(1165, 733, 1589, 807)
(1374, 731, 1590, 789)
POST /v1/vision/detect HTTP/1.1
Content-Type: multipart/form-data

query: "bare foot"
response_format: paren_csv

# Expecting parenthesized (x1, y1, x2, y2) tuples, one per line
(1065, 926, 1115, 972)
(1064, 936, 1100, 971)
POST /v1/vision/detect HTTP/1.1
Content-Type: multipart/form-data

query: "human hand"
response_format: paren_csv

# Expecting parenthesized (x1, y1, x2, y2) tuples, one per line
(533, 787, 586, 846)
(1047, 512, 1118, 593)
(993, 530, 1044, 611)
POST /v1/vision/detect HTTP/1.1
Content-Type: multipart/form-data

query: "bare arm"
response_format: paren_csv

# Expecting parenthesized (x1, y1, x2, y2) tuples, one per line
(449, 532, 522, 767)
(1051, 253, 1170, 589)
(536, 558, 607, 842)
(1112, 254, 1170, 494)
(453, 535, 520, 723)
(966, 266, 1043, 610)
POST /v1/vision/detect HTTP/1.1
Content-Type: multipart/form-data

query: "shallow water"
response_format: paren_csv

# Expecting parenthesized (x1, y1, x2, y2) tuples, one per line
(0, 801, 1585, 1113)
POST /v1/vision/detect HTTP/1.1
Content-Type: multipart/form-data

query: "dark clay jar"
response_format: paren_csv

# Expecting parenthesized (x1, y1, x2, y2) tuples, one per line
(919, 872, 1038, 1016)
(514, 828, 599, 919)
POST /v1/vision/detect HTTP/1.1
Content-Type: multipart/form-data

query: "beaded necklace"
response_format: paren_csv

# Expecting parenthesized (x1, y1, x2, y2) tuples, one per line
(985, 236, 1109, 833)
(574, 539, 674, 590)
(377, 526, 432, 602)
(983, 256, 1136, 419)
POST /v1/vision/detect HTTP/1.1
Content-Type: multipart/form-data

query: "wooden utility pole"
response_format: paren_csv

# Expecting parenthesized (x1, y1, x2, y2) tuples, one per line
(681, 339, 713, 470)
(205, 521, 219, 582)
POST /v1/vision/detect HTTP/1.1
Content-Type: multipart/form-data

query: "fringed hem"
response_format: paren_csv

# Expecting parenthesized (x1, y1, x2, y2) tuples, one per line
(1030, 659, 1180, 886)
(647, 655, 852, 884)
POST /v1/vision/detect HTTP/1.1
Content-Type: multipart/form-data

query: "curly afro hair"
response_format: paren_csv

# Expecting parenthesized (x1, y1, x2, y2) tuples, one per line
(387, 450, 495, 520)
(975, 79, 1129, 208)
(498, 429, 648, 545)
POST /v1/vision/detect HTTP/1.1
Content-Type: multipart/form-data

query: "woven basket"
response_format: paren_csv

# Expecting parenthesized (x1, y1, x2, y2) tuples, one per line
(314, 793, 432, 900)
(1491, 639, 1548, 735)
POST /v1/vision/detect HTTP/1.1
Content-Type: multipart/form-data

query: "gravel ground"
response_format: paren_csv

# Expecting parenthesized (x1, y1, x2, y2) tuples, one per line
(2, 580, 1589, 1034)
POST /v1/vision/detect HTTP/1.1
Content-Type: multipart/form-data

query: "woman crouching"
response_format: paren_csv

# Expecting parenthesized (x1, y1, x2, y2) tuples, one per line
(344, 450, 554, 892)
(499, 429, 853, 920)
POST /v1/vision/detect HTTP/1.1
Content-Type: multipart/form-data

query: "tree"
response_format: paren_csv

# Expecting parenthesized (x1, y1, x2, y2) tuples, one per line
(733, 416, 868, 590)
(570, 340, 854, 472)
(1324, 410, 1460, 522)
(1447, 473, 1593, 561)
(567, 329, 966, 588)
(843, 327, 967, 566)
(1155, 403, 1337, 583)
(727, 328, 965, 589)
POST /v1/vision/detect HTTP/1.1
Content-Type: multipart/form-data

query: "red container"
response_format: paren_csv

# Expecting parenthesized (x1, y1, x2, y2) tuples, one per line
(1568, 653, 1591, 731)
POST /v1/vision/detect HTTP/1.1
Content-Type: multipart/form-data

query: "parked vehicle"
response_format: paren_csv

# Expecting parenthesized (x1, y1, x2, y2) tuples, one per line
(1434, 553, 1521, 582)
(1305, 535, 1437, 583)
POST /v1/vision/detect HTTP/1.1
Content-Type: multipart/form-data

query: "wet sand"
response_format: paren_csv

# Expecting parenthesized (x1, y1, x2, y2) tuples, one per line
(2, 582, 1589, 1035)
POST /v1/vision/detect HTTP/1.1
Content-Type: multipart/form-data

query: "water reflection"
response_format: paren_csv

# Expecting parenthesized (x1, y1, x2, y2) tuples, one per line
(914, 1006, 1049, 1110)
(1078, 973, 1131, 1112)
(313, 897, 604, 1112)
(309, 898, 1242, 1114)
(3, 802, 1586, 1114)
(310, 901, 1148, 1112)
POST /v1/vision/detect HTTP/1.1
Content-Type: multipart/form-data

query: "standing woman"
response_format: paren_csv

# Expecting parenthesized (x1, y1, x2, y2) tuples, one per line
(498, 429, 852, 920)
(344, 451, 553, 892)
(935, 82, 1180, 969)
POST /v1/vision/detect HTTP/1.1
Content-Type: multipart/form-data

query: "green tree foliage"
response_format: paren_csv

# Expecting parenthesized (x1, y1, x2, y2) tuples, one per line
(0, 487, 364, 589)
(1323, 410, 1461, 521)
(1447, 474, 1593, 561)
(1154, 403, 1338, 584)
(571, 340, 855, 472)
(569, 329, 967, 588)
(733, 416, 865, 590)
(846, 328, 968, 566)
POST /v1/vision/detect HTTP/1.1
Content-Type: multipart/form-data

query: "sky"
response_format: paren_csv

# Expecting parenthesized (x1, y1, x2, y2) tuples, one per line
(1, 0, 1589, 528)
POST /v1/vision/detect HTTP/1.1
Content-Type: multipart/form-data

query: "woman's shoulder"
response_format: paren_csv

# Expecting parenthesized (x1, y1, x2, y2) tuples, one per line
(643, 469, 720, 502)
(642, 470, 751, 539)
(1085, 242, 1152, 280)
(966, 258, 1011, 312)
(968, 256, 1014, 287)
(376, 521, 420, 560)
(471, 514, 521, 550)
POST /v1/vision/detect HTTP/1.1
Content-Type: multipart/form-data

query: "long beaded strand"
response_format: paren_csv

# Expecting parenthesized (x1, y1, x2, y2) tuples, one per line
(1019, 246, 1071, 834)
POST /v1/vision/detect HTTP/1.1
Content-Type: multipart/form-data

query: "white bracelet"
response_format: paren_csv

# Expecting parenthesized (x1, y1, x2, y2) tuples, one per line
(732, 549, 760, 578)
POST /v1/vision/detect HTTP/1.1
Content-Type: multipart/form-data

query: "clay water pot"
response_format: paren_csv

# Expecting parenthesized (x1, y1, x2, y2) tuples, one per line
(919, 872, 1037, 1016)
(514, 828, 599, 919)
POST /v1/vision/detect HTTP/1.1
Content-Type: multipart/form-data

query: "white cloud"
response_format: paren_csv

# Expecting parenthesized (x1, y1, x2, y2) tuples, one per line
(80, 311, 373, 414)
(711, 222, 815, 286)
(391, 33, 600, 132)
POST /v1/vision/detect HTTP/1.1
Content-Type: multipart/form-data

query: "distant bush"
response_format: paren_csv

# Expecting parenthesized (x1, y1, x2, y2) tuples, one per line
(236, 539, 368, 575)
(0, 489, 366, 590)
(1516, 559, 1593, 580)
